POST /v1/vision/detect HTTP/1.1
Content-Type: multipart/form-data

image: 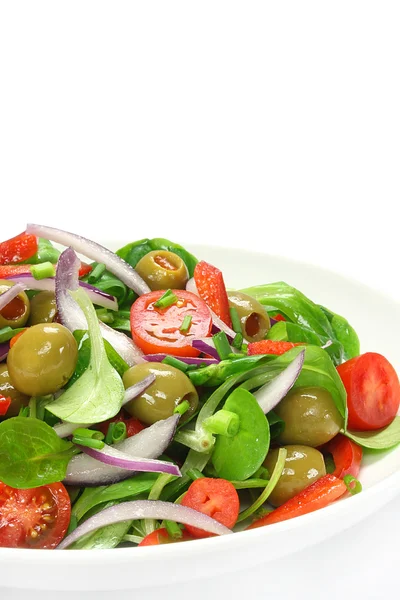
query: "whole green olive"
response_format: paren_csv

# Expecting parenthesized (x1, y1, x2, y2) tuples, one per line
(7, 323, 78, 397)
(28, 291, 57, 325)
(0, 364, 29, 418)
(0, 280, 30, 329)
(264, 445, 326, 506)
(275, 386, 343, 447)
(227, 291, 270, 342)
(135, 250, 189, 291)
(123, 362, 198, 425)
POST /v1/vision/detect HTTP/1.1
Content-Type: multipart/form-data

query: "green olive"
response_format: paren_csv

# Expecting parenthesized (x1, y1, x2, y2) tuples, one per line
(123, 362, 198, 425)
(264, 445, 326, 506)
(227, 291, 270, 342)
(135, 250, 189, 291)
(28, 291, 57, 325)
(0, 364, 29, 418)
(0, 280, 30, 329)
(7, 323, 78, 397)
(275, 386, 343, 447)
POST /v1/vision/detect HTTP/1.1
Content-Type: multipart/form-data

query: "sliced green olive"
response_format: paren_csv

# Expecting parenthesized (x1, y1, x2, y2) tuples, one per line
(0, 364, 29, 418)
(275, 386, 343, 447)
(28, 291, 57, 325)
(7, 323, 78, 397)
(135, 250, 189, 291)
(227, 291, 270, 342)
(264, 445, 326, 506)
(0, 280, 30, 329)
(123, 362, 198, 425)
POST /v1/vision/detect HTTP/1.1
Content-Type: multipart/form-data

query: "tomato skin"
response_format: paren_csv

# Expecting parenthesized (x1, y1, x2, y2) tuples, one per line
(139, 527, 194, 546)
(0, 482, 71, 548)
(130, 290, 212, 357)
(181, 478, 239, 538)
(337, 352, 400, 431)
(96, 411, 146, 437)
(247, 474, 347, 529)
(194, 261, 232, 327)
(322, 434, 362, 479)
(0, 233, 38, 265)
(0, 395, 11, 416)
(248, 339, 303, 356)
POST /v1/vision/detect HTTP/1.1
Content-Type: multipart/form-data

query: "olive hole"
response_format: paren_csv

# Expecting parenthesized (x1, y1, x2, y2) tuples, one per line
(154, 254, 179, 271)
(245, 313, 262, 337)
(0, 297, 26, 321)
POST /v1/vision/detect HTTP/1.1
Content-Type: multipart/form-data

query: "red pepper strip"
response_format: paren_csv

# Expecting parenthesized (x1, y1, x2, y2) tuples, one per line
(0, 395, 12, 416)
(79, 262, 93, 278)
(322, 434, 363, 479)
(247, 474, 347, 529)
(247, 339, 304, 356)
(0, 233, 38, 265)
(273, 314, 286, 322)
(9, 329, 28, 349)
(0, 263, 91, 279)
(194, 261, 232, 328)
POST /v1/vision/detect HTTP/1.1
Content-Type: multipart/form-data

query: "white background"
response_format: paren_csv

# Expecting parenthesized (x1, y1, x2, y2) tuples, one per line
(1, 2, 399, 599)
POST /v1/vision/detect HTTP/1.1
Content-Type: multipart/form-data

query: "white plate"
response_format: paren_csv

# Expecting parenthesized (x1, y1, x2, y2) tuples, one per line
(1, 243, 400, 592)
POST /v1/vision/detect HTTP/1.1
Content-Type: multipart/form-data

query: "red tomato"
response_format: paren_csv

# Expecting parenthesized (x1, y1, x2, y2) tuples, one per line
(96, 411, 146, 437)
(337, 352, 400, 430)
(247, 474, 347, 529)
(139, 527, 194, 546)
(0, 233, 38, 265)
(181, 478, 239, 538)
(0, 395, 11, 416)
(322, 434, 363, 479)
(0, 482, 71, 548)
(130, 290, 212, 357)
(248, 339, 304, 356)
(194, 261, 232, 327)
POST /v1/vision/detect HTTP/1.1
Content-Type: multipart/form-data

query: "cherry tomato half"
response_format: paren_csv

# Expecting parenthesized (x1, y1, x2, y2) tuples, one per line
(322, 434, 363, 479)
(130, 290, 212, 357)
(337, 352, 400, 431)
(0, 481, 71, 548)
(139, 527, 194, 546)
(181, 478, 239, 538)
(96, 410, 146, 438)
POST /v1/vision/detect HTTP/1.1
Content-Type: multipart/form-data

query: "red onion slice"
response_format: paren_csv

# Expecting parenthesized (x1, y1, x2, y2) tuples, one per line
(7, 274, 118, 311)
(78, 444, 181, 477)
(64, 415, 179, 486)
(143, 353, 219, 366)
(27, 223, 150, 296)
(191, 338, 220, 361)
(0, 342, 9, 362)
(0, 282, 25, 311)
(253, 349, 305, 414)
(58, 500, 232, 548)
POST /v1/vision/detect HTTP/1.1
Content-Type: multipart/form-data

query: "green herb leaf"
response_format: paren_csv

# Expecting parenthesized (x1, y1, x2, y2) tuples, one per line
(48, 289, 125, 424)
(0, 417, 75, 488)
(21, 238, 60, 265)
(188, 355, 266, 387)
(344, 417, 400, 450)
(319, 306, 360, 360)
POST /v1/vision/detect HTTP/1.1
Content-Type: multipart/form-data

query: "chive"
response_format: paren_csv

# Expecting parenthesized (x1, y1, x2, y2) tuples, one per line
(164, 520, 183, 539)
(174, 400, 190, 416)
(229, 308, 242, 334)
(202, 409, 240, 437)
(231, 479, 270, 490)
(30, 262, 56, 280)
(228, 351, 245, 359)
(231, 333, 244, 350)
(343, 474, 362, 495)
(28, 398, 37, 419)
(73, 428, 104, 441)
(18, 406, 30, 417)
(162, 356, 189, 372)
(88, 263, 106, 283)
(212, 331, 232, 360)
(111, 421, 127, 444)
(154, 289, 178, 309)
(186, 468, 205, 481)
(179, 315, 192, 334)
(72, 435, 105, 450)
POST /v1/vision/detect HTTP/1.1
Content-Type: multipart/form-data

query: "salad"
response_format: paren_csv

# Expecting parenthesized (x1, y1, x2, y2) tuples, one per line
(0, 224, 399, 550)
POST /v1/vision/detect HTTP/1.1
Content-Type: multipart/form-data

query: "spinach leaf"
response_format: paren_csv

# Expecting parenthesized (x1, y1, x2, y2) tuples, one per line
(344, 418, 400, 450)
(48, 289, 125, 423)
(21, 238, 60, 265)
(0, 417, 75, 488)
(267, 410, 285, 440)
(116, 239, 153, 269)
(83, 264, 131, 306)
(319, 306, 360, 360)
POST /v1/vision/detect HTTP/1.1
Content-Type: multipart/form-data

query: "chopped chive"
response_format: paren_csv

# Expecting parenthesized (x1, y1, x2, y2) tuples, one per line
(162, 356, 189, 372)
(187, 468, 205, 481)
(18, 406, 30, 417)
(232, 332, 244, 350)
(95, 308, 114, 324)
(212, 331, 232, 361)
(73, 428, 104, 441)
(111, 421, 127, 444)
(164, 520, 183, 539)
(154, 289, 178, 309)
(88, 263, 106, 283)
(343, 474, 362, 495)
(72, 434, 105, 449)
(229, 307, 242, 334)
(228, 352, 245, 359)
(241, 344, 248, 353)
(179, 315, 192, 334)
(202, 409, 240, 437)
(30, 262, 56, 280)
(174, 400, 191, 416)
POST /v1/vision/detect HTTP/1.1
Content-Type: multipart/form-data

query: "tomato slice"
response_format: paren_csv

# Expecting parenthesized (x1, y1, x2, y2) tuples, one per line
(247, 339, 304, 356)
(180, 478, 239, 538)
(0, 233, 38, 265)
(247, 474, 347, 529)
(96, 410, 146, 438)
(322, 434, 363, 479)
(130, 290, 212, 357)
(0, 482, 71, 548)
(139, 527, 194, 546)
(194, 261, 232, 327)
(337, 352, 400, 430)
